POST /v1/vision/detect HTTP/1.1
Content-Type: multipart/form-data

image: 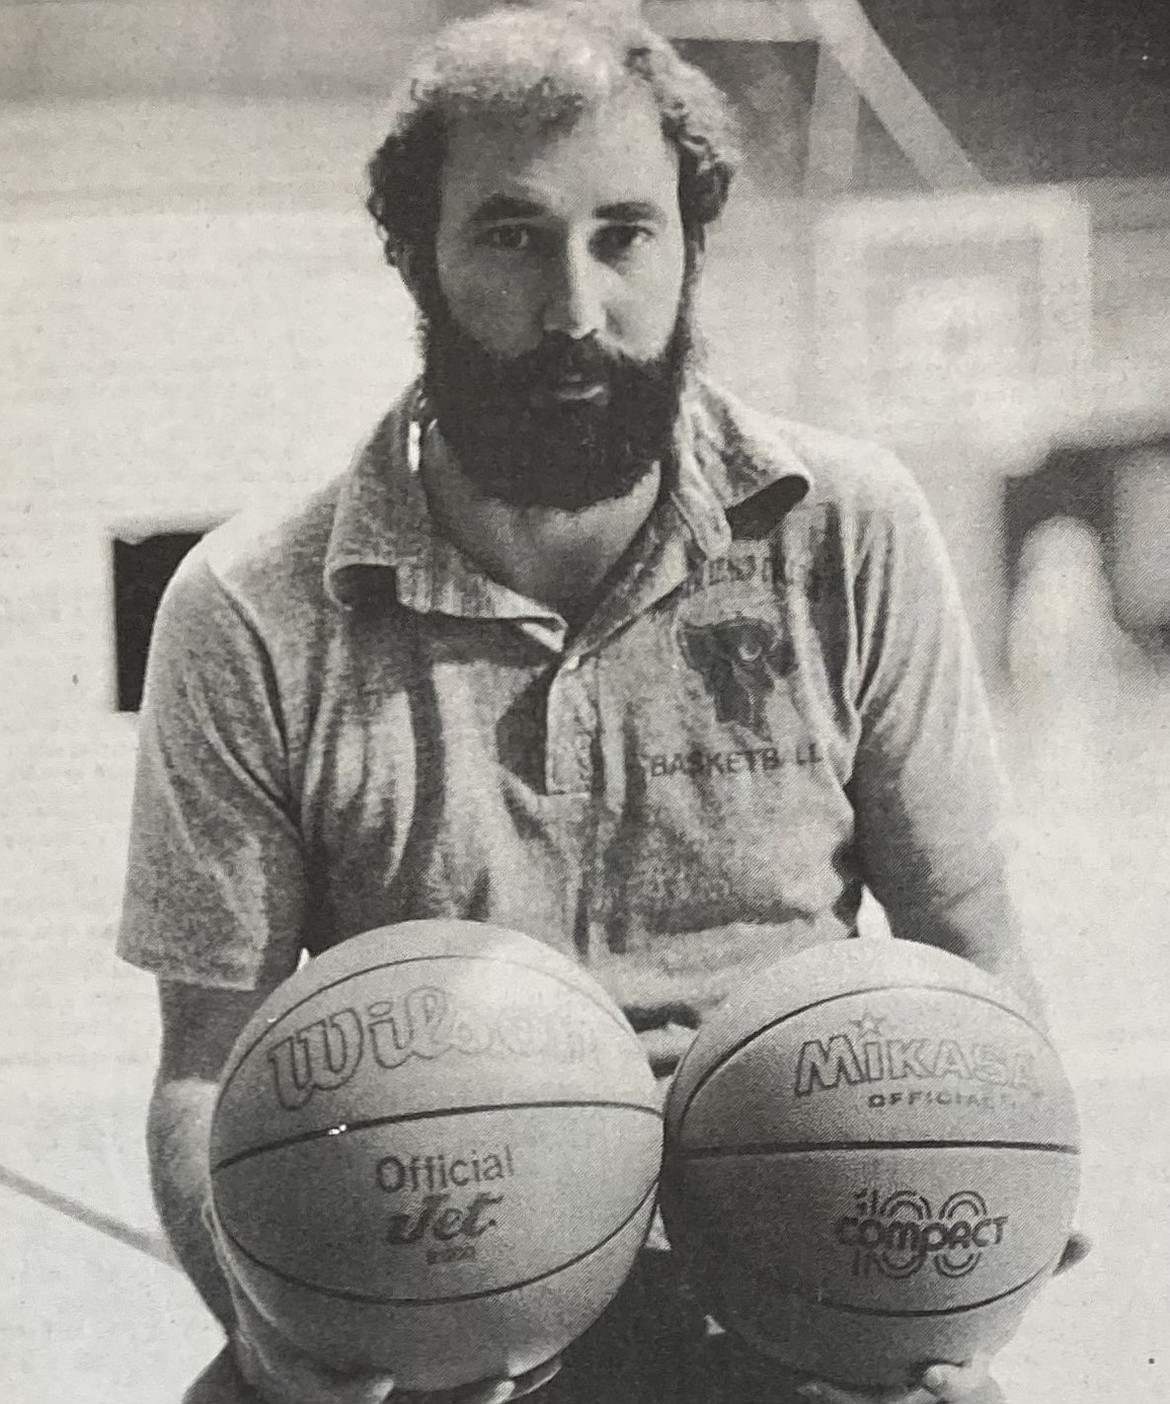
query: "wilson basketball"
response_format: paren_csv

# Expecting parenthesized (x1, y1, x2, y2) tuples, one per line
(209, 920, 662, 1391)
(661, 939, 1080, 1387)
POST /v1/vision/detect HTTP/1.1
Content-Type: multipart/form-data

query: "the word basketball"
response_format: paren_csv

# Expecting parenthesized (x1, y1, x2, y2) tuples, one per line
(210, 920, 662, 1391)
(661, 939, 1080, 1387)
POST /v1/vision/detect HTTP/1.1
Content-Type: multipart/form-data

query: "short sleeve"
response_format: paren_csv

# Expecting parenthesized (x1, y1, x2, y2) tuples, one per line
(848, 464, 1022, 971)
(117, 551, 307, 990)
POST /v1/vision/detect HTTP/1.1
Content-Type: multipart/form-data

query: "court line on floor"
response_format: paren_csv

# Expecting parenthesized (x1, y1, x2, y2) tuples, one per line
(0, 1160, 175, 1266)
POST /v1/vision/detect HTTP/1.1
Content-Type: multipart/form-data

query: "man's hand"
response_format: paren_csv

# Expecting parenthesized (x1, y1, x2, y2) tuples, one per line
(794, 1231, 1090, 1404)
(395, 1360, 563, 1404)
(795, 1353, 994, 1404)
(231, 1284, 396, 1404)
(232, 1281, 559, 1404)
(1054, 1230, 1092, 1276)
(208, 1204, 560, 1404)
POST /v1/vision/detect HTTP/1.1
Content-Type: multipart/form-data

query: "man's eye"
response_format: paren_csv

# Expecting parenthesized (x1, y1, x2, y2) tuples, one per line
(594, 225, 654, 261)
(479, 226, 534, 252)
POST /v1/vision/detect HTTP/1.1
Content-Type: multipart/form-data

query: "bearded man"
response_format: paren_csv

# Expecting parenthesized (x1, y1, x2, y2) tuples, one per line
(119, 7, 1084, 1403)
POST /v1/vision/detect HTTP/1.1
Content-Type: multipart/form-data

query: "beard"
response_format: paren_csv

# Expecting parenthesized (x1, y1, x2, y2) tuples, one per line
(417, 286, 695, 512)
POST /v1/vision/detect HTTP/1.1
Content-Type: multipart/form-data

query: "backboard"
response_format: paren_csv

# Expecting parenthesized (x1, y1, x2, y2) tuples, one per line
(813, 186, 1093, 446)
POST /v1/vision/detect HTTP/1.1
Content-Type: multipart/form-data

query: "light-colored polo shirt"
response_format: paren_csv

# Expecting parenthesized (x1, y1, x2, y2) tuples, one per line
(118, 379, 1019, 1052)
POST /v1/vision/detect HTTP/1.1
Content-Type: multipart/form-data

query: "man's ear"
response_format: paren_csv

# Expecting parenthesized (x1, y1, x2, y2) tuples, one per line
(684, 228, 707, 284)
(395, 243, 425, 304)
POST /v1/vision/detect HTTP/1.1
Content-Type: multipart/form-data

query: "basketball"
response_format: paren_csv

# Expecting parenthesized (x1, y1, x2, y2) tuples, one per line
(660, 939, 1080, 1388)
(209, 919, 663, 1391)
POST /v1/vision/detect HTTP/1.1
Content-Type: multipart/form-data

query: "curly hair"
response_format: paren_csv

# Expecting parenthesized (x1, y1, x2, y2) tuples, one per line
(366, 3, 741, 272)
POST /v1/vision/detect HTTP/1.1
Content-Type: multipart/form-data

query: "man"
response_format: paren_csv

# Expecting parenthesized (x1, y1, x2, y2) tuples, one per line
(119, 7, 1083, 1402)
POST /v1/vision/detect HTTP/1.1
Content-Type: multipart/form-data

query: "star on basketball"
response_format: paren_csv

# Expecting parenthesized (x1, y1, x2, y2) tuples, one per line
(849, 1011, 887, 1038)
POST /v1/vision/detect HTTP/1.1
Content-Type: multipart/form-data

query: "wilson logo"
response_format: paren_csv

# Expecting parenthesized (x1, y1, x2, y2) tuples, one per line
(266, 985, 600, 1110)
(837, 1189, 1008, 1279)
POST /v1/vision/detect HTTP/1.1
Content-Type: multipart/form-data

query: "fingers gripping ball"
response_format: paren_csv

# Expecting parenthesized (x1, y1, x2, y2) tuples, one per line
(661, 940, 1080, 1389)
(209, 921, 663, 1392)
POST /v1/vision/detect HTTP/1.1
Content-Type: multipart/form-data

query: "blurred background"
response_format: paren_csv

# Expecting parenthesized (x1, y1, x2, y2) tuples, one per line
(2, 1, 1168, 1399)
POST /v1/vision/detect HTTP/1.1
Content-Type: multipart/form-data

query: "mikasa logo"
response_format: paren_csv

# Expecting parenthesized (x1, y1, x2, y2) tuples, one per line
(793, 1012, 1039, 1101)
(266, 985, 600, 1110)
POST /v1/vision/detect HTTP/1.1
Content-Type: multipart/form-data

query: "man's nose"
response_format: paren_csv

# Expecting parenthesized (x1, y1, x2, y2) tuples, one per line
(542, 239, 605, 340)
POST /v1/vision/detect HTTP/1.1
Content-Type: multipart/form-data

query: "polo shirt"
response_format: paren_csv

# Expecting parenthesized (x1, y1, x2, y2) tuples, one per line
(118, 378, 1019, 1054)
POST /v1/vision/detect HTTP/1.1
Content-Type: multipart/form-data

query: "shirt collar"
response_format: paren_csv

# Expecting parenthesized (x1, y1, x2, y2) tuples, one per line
(669, 378, 813, 559)
(323, 377, 814, 608)
(324, 385, 428, 608)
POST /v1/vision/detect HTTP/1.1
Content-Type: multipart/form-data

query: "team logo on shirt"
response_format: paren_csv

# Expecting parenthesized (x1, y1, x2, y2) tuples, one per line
(678, 615, 794, 737)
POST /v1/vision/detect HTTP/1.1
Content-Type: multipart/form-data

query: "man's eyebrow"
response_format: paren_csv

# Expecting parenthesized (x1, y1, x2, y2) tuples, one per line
(596, 201, 668, 224)
(466, 196, 670, 225)
(467, 194, 546, 224)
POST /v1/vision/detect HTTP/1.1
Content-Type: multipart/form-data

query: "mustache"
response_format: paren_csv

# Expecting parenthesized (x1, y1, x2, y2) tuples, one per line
(543, 334, 607, 371)
(474, 331, 649, 394)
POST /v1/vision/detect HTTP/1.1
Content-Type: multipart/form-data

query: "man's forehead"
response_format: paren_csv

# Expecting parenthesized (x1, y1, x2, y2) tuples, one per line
(439, 89, 680, 220)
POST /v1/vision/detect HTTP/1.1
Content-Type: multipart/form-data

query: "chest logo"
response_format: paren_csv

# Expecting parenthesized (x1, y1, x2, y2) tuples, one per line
(679, 615, 793, 737)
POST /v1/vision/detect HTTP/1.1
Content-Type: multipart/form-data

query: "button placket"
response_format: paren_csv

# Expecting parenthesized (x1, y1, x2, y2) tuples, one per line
(545, 655, 596, 795)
